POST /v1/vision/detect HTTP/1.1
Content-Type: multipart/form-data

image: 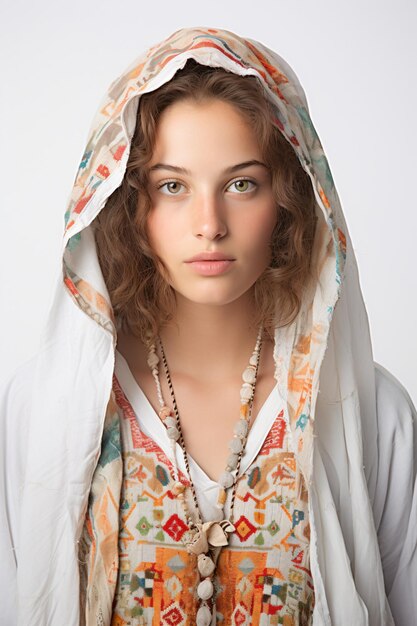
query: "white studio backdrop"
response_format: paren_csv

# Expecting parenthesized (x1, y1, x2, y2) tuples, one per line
(0, 0, 416, 406)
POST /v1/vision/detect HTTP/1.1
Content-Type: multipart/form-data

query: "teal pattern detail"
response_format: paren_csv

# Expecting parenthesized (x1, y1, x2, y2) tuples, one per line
(292, 510, 305, 528)
(67, 232, 81, 252)
(296, 413, 308, 431)
(248, 466, 261, 488)
(79, 149, 92, 170)
(98, 416, 121, 468)
(156, 464, 170, 486)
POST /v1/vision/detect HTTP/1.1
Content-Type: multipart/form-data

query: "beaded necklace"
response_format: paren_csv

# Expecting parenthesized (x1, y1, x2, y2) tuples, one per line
(145, 326, 263, 626)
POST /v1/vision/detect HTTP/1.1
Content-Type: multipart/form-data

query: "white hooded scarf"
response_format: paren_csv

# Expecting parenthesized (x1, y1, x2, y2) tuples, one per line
(0, 26, 416, 626)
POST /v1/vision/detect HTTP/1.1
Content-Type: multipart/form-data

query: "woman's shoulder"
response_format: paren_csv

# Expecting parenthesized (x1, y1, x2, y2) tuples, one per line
(374, 361, 417, 438)
(372, 362, 417, 622)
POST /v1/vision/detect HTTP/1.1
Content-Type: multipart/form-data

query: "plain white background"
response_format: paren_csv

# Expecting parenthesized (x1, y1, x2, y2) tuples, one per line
(1, 0, 416, 406)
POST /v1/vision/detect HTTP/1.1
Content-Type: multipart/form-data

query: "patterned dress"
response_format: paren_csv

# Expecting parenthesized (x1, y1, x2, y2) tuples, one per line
(110, 355, 315, 626)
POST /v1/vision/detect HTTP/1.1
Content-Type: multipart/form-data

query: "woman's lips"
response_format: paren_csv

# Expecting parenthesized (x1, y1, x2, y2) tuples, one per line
(185, 259, 235, 276)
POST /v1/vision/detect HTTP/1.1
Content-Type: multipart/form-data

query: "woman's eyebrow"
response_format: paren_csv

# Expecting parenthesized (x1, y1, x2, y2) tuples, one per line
(149, 160, 269, 174)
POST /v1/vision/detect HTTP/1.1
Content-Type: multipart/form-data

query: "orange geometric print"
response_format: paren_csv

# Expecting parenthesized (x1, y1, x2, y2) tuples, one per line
(110, 381, 315, 624)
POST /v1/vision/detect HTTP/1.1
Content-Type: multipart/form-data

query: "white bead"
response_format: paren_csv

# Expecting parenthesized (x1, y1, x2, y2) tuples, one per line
(167, 426, 180, 441)
(233, 419, 249, 438)
(197, 554, 215, 577)
(242, 366, 256, 384)
(240, 384, 252, 402)
(196, 604, 212, 626)
(197, 578, 214, 600)
(249, 354, 258, 366)
(218, 470, 234, 488)
(229, 437, 243, 454)
(147, 352, 159, 369)
(165, 416, 177, 428)
(227, 453, 239, 469)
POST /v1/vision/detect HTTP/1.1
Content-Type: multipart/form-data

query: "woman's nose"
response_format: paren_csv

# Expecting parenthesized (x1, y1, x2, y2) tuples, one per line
(191, 192, 228, 240)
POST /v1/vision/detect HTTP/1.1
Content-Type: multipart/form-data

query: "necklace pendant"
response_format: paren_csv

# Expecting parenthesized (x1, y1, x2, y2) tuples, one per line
(196, 603, 212, 626)
(205, 519, 235, 548)
(197, 553, 216, 577)
(197, 578, 214, 600)
(186, 518, 236, 556)
(186, 527, 209, 556)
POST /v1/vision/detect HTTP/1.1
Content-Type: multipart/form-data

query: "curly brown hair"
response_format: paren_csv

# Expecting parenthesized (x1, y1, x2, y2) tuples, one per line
(93, 58, 318, 345)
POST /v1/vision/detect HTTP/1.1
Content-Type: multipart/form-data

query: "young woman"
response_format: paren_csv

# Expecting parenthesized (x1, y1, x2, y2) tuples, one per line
(1, 26, 416, 626)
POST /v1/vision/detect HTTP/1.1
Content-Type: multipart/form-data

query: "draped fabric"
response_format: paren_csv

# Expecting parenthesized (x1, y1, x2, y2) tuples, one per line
(1, 25, 416, 626)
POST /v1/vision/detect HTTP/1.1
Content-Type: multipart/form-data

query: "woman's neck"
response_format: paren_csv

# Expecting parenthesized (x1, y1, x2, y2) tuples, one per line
(157, 290, 266, 383)
(117, 289, 273, 384)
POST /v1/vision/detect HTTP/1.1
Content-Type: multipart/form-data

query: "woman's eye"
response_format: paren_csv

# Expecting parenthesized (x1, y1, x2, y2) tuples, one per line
(156, 178, 257, 196)
(228, 178, 257, 193)
(157, 181, 185, 195)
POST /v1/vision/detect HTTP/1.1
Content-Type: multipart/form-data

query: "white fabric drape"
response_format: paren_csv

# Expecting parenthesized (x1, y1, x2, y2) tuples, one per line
(0, 26, 416, 626)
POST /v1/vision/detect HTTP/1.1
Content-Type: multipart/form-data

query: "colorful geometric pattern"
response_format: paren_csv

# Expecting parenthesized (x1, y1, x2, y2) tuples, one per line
(110, 376, 315, 625)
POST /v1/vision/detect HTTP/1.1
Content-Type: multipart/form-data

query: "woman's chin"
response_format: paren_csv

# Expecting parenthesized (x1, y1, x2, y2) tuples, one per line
(173, 284, 255, 308)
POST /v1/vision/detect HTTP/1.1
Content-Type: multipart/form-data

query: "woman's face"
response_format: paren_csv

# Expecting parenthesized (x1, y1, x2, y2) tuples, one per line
(144, 98, 278, 307)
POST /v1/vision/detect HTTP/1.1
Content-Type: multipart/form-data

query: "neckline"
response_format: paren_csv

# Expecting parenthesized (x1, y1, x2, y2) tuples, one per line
(114, 348, 282, 488)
